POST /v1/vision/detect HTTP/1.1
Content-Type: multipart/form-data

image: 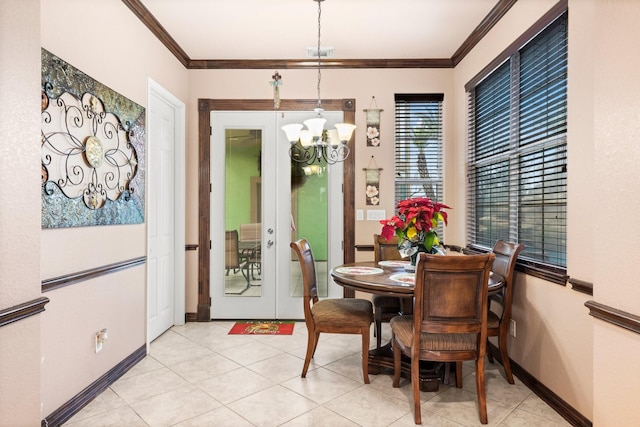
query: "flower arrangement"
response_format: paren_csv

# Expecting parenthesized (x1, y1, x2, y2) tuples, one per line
(379, 197, 450, 261)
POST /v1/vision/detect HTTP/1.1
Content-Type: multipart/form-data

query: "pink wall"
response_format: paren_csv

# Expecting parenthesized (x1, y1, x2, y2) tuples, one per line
(0, 1, 42, 425)
(39, 0, 188, 415)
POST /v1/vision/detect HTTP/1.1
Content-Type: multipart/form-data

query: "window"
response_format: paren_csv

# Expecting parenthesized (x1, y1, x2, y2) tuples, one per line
(466, 11, 568, 277)
(394, 94, 444, 204)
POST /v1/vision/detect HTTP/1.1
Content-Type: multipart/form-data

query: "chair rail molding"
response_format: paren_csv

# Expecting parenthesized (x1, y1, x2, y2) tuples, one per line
(0, 297, 50, 328)
(42, 256, 146, 292)
(585, 300, 640, 335)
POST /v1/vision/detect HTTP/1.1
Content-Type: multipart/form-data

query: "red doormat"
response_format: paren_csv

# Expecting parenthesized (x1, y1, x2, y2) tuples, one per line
(228, 321, 295, 335)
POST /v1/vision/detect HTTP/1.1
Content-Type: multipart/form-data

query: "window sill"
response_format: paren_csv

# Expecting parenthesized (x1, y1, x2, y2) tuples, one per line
(466, 244, 568, 286)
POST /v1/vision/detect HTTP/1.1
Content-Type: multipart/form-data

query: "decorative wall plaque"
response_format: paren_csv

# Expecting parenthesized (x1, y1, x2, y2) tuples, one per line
(364, 156, 382, 206)
(41, 49, 145, 228)
(364, 96, 383, 147)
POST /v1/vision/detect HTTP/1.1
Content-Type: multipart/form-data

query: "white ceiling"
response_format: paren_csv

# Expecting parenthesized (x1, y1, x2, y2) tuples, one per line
(140, 0, 500, 61)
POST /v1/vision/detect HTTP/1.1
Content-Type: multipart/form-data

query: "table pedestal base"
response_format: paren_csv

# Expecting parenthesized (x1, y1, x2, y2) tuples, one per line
(368, 342, 443, 392)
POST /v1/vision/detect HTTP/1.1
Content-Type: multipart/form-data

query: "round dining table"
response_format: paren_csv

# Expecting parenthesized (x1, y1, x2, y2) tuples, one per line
(330, 259, 504, 391)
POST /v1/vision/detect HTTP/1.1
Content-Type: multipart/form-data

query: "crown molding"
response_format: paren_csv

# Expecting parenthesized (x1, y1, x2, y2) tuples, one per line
(123, 0, 517, 70)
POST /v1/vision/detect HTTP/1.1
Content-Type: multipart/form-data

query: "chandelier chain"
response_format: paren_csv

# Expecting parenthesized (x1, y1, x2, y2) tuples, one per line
(316, 0, 322, 112)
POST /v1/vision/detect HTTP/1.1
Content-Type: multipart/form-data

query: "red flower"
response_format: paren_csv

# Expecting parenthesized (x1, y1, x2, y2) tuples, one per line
(379, 197, 451, 251)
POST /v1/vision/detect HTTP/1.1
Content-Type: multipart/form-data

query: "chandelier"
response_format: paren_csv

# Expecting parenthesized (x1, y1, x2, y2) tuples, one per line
(281, 0, 356, 166)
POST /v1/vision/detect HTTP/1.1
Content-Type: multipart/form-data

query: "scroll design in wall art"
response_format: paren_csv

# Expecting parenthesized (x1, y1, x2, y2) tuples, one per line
(41, 49, 145, 228)
(41, 89, 138, 210)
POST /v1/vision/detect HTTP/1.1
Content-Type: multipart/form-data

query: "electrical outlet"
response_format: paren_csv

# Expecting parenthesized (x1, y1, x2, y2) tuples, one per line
(510, 319, 517, 337)
(95, 328, 108, 353)
(95, 333, 103, 353)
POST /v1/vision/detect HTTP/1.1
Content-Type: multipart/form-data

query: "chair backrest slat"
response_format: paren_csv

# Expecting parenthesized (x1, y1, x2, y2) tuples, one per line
(225, 230, 240, 268)
(490, 240, 525, 319)
(240, 223, 261, 243)
(414, 253, 495, 337)
(374, 234, 406, 263)
(290, 239, 319, 323)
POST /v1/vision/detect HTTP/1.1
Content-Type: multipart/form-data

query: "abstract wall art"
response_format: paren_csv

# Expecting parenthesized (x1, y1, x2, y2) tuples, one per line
(41, 49, 145, 228)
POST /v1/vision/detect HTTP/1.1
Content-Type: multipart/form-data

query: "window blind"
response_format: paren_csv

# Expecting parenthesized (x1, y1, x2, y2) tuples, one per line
(467, 11, 568, 269)
(394, 94, 444, 204)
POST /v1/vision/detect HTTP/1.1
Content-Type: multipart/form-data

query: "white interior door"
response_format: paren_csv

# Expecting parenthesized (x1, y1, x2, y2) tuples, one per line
(147, 79, 185, 342)
(148, 92, 176, 340)
(210, 110, 344, 319)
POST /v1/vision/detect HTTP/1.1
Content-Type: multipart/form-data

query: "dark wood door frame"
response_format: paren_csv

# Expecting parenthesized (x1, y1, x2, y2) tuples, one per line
(197, 99, 356, 321)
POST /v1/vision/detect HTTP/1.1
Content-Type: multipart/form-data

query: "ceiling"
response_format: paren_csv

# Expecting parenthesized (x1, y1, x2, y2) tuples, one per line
(125, 0, 514, 68)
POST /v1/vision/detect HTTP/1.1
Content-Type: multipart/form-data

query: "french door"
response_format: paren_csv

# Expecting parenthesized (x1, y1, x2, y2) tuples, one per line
(210, 111, 344, 319)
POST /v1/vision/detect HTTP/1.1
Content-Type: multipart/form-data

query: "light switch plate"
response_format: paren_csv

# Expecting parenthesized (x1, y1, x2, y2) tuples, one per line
(366, 210, 386, 221)
(356, 210, 364, 221)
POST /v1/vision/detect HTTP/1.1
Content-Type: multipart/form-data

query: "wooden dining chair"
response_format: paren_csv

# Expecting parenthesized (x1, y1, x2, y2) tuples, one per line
(391, 252, 495, 425)
(225, 230, 242, 276)
(487, 240, 525, 384)
(371, 234, 411, 348)
(290, 238, 374, 384)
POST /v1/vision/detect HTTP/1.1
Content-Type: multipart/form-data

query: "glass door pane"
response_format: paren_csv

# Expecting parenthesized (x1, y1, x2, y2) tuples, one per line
(290, 158, 329, 298)
(224, 129, 262, 296)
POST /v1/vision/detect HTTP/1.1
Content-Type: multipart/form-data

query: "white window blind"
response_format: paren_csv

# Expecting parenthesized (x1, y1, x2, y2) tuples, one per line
(467, 11, 568, 270)
(394, 94, 444, 204)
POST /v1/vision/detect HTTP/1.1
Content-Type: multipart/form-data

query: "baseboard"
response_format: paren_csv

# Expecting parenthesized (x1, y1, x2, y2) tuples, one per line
(488, 343, 592, 427)
(41, 344, 146, 427)
(185, 312, 198, 322)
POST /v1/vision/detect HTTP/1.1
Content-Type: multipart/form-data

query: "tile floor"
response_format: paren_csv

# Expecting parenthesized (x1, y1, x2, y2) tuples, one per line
(63, 321, 571, 426)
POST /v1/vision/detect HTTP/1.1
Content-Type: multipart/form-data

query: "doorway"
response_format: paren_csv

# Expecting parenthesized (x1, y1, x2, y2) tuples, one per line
(210, 111, 345, 319)
(196, 99, 357, 322)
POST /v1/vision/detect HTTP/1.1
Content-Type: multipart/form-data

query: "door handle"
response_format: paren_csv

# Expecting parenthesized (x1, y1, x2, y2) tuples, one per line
(267, 240, 274, 248)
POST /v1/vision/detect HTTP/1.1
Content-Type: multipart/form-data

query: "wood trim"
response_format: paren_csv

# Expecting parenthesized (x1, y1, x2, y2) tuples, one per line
(41, 344, 146, 427)
(198, 99, 356, 320)
(516, 261, 568, 286)
(451, 0, 518, 66)
(487, 342, 592, 426)
(185, 312, 198, 322)
(0, 297, 50, 328)
(467, 244, 568, 286)
(188, 58, 453, 70)
(568, 278, 593, 296)
(185, 244, 198, 251)
(120, 0, 190, 67)
(585, 300, 640, 335)
(41, 256, 147, 292)
(122, 0, 513, 70)
(465, 0, 568, 91)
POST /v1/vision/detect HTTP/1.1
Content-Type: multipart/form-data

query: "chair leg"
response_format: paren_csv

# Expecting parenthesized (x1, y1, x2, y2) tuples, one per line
(374, 307, 382, 349)
(301, 330, 316, 378)
(455, 361, 463, 388)
(486, 338, 494, 363)
(499, 328, 515, 384)
(475, 356, 488, 424)
(412, 351, 421, 424)
(392, 336, 401, 388)
(312, 331, 320, 357)
(361, 327, 370, 384)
